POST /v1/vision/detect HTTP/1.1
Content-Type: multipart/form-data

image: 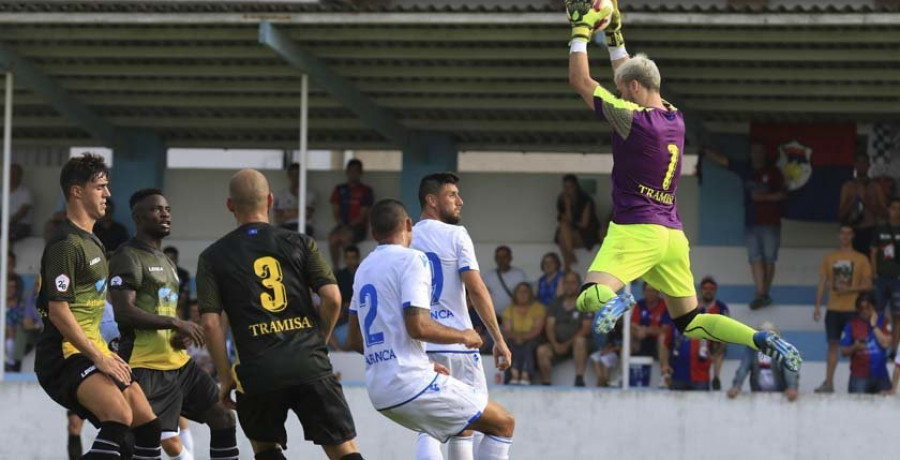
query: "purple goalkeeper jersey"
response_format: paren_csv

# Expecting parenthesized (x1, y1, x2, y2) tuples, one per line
(593, 86, 685, 229)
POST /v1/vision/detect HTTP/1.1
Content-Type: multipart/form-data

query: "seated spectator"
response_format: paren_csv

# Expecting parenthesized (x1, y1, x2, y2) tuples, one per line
(537, 271, 592, 386)
(631, 283, 667, 358)
(274, 162, 316, 236)
(555, 174, 600, 271)
(483, 245, 528, 317)
(536, 252, 563, 306)
(12, 274, 42, 371)
(705, 144, 787, 309)
(659, 312, 714, 391)
(7, 164, 33, 241)
(841, 292, 891, 394)
(93, 198, 129, 252)
(328, 159, 374, 266)
(7, 250, 22, 302)
(163, 246, 192, 319)
(870, 197, 900, 353)
(501, 282, 546, 385)
(4, 274, 25, 371)
(814, 225, 872, 393)
(839, 152, 886, 254)
(591, 319, 623, 387)
(330, 245, 360, 351)
(727, 322, 799, 402)
(697, 276, 730, 390)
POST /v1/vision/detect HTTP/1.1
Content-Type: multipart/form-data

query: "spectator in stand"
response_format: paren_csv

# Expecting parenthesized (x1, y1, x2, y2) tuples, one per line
(328, 158, 374, 266)
(631, 282, 667, 358)
(501, 282, 546, 385)
(274, 162, 316, 236)
(697, 276, 730, 390)
(7, 164, 33, 241)
(483, 245, 529, 317)
(591, 319, 623, 387)
(555, 174, 600, 271)
(727, 322, 799, 402)
(814, 225, 873, 393)
(163, 246, 192, 320)
(536, 252, 564, 306)
(7, 250, 22, 301)
(705, 144, 787, 309)
(4, 274, 25, 371)
(841, 292, 891, 394)
(330, 245, 360, 351)
(870, 197, 900, 352)
(12, 274, 42, 371)
(840, 153, 887, 255)
(659, 307, 723, 391)
(92, 198, 128, 252)
(537, 271, 592, 386)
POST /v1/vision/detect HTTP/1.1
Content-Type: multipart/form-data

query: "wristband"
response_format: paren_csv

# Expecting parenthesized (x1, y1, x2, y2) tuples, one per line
(570, 40, 588, 54)
(608, 45, 628, 61)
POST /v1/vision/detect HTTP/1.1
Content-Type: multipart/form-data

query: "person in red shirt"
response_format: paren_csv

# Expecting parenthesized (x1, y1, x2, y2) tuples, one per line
(630, 282, 667, 358)
(705, 143, 787, 310)
(328, 159, 374, 266)
(697, 276, 730, 390)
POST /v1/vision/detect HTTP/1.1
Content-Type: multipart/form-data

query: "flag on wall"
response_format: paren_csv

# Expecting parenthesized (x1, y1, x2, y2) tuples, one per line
(750, 123, 856, 222)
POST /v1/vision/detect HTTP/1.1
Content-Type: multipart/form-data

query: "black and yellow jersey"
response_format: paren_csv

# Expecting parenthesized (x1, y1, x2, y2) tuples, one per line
(109, 238, 190, 371)
(197, 222, 336, 394)
(35, 219, 111, 373)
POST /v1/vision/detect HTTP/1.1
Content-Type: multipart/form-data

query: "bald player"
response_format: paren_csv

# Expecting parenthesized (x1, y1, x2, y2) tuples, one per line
(565, 0, 801, 372)
(197, 169, 363, 460)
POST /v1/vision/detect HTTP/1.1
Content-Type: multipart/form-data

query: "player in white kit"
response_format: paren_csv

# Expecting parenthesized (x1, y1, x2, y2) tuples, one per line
(348, 199, 515, 460)
(411, 173, 512, 460)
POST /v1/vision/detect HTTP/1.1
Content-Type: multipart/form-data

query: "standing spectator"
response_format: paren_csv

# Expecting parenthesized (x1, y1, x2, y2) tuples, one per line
(555, 174, 600, 271)
(841, 292, 891, 394)
(727, 322, 799, 402)
(482, 245, 528, 317)
(536, 252, 563, 306)
(163, 246, 192, 320)
(330, 245, 360, 351)
(659, 310, 719, 391)
(92, 198, 129, 252)
(7, 164, 33, 241)
(814, 225, 873, 393)
(4, 274, 25, 371)
(697, 276, 730, 390)
(536, 271, 592, 386)
(705, 144, 787, 309)
(501, 282, 546, 385)
(328, 159, 374, 266)
(870, 197, 900, 352)
(631, 282, 667, 358)
(839, 153, 887, 254)
(591, 319, 623, 387)
(274, 162, 316, 236)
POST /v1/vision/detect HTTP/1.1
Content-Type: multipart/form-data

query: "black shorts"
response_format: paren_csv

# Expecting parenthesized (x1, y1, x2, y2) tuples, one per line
(825, 311, 856, 342)
(37, 354, 132, 426)
(235, 375, 356, 447)
(133, 359, 218, 433)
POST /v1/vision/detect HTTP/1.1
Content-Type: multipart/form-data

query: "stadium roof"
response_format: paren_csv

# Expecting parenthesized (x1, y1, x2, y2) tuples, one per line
(0, 0, 897, 153)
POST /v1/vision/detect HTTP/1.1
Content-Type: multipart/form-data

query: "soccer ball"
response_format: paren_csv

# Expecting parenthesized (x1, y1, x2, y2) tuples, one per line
(589, 0, 615, 32)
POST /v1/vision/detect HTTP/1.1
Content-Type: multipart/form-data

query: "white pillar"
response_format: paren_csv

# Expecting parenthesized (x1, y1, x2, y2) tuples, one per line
(621, 282, 632, 390)
(297, 74, 308, 234)
(0, 72, 13, 380)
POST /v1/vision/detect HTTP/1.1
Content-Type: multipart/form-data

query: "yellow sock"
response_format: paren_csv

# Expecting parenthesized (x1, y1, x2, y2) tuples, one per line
(683, 313, 758, 349)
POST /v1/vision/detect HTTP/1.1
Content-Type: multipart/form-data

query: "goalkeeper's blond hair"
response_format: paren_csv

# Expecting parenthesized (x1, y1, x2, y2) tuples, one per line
(614, 53, 661, 92)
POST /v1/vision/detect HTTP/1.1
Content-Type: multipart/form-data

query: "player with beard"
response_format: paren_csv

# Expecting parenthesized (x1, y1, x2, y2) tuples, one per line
(411, 173, 511, 460)
(108, 188, 239, 460)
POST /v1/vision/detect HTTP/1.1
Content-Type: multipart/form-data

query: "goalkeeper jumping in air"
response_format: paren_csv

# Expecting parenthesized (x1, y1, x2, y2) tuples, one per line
(566, 0, 801, 373)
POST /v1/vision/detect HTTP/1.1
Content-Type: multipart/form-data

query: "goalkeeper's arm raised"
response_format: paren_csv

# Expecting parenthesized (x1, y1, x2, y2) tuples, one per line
(567, 0, 629, 109)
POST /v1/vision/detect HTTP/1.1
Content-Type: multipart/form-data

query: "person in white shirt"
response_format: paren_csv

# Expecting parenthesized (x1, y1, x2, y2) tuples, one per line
(411, 173, 511, 460)
(348, 199, 515, 460)
(8, 164, 33, 241)
(482, 246, 528, 316)
(273, 163, 316, 236)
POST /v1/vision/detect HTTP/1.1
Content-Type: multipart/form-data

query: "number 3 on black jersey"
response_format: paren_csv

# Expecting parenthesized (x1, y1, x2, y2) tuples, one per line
(254, 256, 287, 313)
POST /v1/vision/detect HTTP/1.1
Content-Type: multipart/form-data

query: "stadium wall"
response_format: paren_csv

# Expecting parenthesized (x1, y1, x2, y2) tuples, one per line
(1, 379, 894, 460)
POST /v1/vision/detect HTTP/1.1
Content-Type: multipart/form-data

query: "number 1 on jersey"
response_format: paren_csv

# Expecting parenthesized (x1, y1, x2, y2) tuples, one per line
(253, 256, 287, 313)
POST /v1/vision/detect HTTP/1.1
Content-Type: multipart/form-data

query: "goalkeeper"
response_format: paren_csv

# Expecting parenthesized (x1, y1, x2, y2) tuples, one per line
(565, 0, 801, 373)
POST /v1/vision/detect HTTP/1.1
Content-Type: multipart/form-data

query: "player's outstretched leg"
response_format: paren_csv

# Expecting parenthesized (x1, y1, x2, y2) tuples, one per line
(576, 277, 635, 334)
(468, 400, 515, 460)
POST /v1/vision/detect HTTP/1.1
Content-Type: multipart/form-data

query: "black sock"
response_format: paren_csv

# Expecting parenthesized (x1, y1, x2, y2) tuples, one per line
(132, 418, 162, 460)
(255, 448, 287, 460)
(341, 454, 364, 460)
(210, 427, 240, 459)
(68, 434, 83, 460)
(82, 421, 127, 459)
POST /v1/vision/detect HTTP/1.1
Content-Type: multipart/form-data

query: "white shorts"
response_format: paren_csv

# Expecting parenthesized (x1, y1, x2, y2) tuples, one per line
(379, 373, 488, 443)
(428, 351, 488, 396)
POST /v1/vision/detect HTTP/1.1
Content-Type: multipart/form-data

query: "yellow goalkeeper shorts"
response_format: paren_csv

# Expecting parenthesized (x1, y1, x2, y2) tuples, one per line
(588, 222, 696, 298)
